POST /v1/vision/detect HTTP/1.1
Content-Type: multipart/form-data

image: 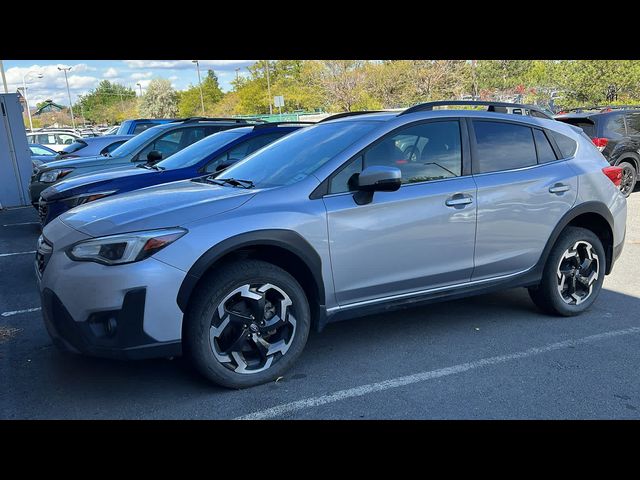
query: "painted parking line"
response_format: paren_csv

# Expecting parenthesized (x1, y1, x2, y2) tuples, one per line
(1, 307, 41, 317)
(236, 326, 640, 420)
(0, 251, 36, 258)
(2, 222, 39, 227)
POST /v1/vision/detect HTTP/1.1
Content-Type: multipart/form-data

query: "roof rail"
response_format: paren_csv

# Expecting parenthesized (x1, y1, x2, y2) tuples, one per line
(252, 121, 316, 129)
(319, 111, 385, 122)
(399, 101, 553, 119)
(171, 117, 268, 124)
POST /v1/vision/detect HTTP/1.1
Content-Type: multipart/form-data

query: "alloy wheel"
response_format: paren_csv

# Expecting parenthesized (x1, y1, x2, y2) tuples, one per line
(556, 240, 599, 305)
(620, 165, 635, 196)
(209, 283, 297, 374)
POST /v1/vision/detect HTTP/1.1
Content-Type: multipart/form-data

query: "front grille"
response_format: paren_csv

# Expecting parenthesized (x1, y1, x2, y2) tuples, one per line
(38, 199, 48, 224)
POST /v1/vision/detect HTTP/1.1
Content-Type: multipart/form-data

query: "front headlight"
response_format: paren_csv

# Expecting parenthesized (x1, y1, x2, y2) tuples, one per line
(62, 190, 117, 208)
(40, 168, 74, 183)
(67, 228, 187, 265)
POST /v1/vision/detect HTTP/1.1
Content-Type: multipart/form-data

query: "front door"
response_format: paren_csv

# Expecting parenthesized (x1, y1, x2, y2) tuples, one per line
(322, 119, 478, 307)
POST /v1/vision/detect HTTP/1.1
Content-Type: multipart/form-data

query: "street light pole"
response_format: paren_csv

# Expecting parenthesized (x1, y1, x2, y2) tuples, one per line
(58, 66, 76, 130)
(235, 68, 240, 83)
(264, 60, 272, 115)
(136, 82, 142, 97)
(0, 60, 8, 93)
(192, 60, 205, 115)
(21, 71, 43, 132)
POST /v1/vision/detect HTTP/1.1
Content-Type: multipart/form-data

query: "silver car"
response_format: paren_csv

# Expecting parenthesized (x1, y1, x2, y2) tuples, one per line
(36, 102, 627, 389)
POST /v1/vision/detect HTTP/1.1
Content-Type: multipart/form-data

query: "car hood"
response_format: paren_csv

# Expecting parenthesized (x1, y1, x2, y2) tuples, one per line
(41, 166, 152, 201)
(59, 179, 257, 237)
(37, 154, 110, 171)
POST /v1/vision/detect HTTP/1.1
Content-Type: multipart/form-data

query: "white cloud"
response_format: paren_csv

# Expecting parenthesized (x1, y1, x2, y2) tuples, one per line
(4, 64, 100, 107)
(130, 71, 152, 80)
(123, 60, 255, 70)
(104, 67, 118, 78)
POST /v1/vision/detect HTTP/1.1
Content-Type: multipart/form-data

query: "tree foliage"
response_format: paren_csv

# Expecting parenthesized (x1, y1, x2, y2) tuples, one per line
(140, 79, 179, 118)
(75, 80, 136, 124)
(178, 69, 224, 117)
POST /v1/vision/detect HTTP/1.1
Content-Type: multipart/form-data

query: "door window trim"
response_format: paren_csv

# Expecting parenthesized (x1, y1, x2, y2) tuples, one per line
(314, 117, 471, 199)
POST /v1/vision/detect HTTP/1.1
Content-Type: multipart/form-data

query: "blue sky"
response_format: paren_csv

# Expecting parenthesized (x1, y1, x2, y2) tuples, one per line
(1, 60, 256, 108)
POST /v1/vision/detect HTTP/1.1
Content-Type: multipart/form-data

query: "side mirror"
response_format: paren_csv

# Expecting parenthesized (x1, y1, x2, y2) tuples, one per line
(146, 150, 163, 163)
(353, 165, 401, 205)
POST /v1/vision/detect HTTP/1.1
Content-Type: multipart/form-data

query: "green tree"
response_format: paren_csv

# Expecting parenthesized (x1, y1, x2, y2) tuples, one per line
(140, 79, 178, 118)
(178, 69, 224, 117)
(75, 80, 136, 124)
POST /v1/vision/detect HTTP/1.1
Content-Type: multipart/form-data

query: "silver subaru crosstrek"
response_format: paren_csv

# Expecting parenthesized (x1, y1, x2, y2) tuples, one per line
(36, 102, 627, 389)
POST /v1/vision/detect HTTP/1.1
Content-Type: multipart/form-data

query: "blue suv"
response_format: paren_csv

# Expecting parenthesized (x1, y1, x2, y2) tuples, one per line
(38, 122, 311, 225)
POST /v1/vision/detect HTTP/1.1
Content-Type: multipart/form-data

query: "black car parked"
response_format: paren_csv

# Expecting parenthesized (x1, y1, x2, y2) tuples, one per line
(555, 106, 640, 196)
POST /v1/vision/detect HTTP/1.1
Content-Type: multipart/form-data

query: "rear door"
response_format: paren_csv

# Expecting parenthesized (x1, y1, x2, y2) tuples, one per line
(470, 120, 578, 281)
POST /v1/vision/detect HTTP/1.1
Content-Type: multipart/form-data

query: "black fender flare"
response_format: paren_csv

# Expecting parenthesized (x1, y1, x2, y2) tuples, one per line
(176, 229, 325, 314)
(613, 150, 640, 171)
(534, 201, 615, 276)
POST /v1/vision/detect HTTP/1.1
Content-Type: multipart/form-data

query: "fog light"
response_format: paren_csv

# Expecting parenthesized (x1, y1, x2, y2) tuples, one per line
(105, 317, 117, 337)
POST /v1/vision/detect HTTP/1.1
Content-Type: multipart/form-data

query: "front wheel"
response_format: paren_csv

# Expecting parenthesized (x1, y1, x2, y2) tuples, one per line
(184, 259, 310, 389)
(528, 227, 606, 316)
(618, 161, 637, 197)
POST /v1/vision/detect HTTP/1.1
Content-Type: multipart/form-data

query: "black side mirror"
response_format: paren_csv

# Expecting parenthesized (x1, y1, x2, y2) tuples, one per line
(353, 165, 402, 205)
(146, 150, 163, 163)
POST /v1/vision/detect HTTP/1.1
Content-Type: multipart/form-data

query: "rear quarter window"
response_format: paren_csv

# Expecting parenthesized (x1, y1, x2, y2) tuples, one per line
(472, 121, 537, 174)
(548, 130, 577, 158)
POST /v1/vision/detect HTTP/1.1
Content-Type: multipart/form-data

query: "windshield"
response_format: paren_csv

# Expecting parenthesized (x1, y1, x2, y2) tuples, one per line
(156, 129, 248, 170)
(218, 121, 378, 188)
(109, 124, 168, 157)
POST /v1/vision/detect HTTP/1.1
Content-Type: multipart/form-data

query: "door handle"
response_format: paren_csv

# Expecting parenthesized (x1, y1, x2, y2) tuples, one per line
(549, 183, 570, 194)
(445, 194, 473, 207)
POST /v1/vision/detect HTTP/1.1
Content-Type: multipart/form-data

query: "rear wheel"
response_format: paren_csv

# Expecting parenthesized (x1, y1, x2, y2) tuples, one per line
(184, 259, 310, 389)
(528, 227, 605, 316)
(618, 161, 636, 197)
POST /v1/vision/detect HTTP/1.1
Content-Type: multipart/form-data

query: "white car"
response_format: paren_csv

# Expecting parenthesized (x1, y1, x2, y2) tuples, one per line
(26, 130, 82, 152)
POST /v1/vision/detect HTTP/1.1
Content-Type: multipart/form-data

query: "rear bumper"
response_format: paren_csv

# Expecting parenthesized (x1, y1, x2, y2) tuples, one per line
(41, 287, 181, 360)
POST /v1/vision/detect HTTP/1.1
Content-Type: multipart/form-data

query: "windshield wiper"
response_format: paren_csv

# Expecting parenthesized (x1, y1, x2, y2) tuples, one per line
(208, 177, 255, 189)
(136, 163, 165, 171)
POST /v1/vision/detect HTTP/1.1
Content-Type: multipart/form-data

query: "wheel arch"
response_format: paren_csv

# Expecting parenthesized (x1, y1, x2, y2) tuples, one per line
(614, 150, 640, 171)
(538, 202, 615, 276)
(176, 229, 326, 330)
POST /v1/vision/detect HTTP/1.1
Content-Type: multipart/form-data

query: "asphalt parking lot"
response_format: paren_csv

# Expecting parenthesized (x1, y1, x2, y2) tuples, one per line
(1, 197, 640, 420)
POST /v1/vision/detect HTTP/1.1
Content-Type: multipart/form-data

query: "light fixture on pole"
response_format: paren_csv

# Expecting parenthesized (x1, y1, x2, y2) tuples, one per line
(21, 70, 43, 132)
(57, 66, 76, 130)
(235, 67, 240, 83)
(192, 60, 205, 115)
(136, 82, 143, 97)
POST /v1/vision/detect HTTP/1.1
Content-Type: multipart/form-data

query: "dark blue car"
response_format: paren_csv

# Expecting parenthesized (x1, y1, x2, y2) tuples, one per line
(39, 122, 311, 225)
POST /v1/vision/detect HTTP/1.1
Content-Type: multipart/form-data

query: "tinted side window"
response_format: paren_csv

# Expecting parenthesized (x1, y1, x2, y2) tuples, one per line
(133, 123, 154, 134)
(101, 141, 126, 155)
(548, 130, 577, 158)
(329, 121, 462, 194)
(625, 113, 640, 136)
(473, 121, 537, 174)
(204, 132, 286, 173)
(534, 129, 558, 164)
(602, 114, 626, 138)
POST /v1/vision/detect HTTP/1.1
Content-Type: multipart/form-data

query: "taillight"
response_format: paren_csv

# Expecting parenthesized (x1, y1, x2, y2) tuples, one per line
(592, 137, 609, 152)
(602, 166, 623, 187)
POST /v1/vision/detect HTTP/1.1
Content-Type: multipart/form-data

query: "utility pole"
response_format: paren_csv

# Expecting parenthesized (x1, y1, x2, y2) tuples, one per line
(21, 70, 43, 131)
(264, 60, 272, 115)
(192, 60, 205, 115)
(58, 66, 76, 130)
(0, 60, 8, 93)
(471, 60, 478, 100)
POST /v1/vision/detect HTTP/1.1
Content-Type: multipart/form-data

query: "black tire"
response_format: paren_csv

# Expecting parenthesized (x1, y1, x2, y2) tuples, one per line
(618, 161, 637, 197)
(184, 259, 310, 389)
(528, 227, 606, 316)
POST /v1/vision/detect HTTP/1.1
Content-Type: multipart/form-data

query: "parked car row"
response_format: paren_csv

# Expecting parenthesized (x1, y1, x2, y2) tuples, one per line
(554, 105, 640, 196)
(34, 101, 627, 389)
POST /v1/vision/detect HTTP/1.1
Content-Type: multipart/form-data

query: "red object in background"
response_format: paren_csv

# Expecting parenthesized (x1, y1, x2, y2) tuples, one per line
(602, 166, 623, 187)
(592, 137, 609, 152)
